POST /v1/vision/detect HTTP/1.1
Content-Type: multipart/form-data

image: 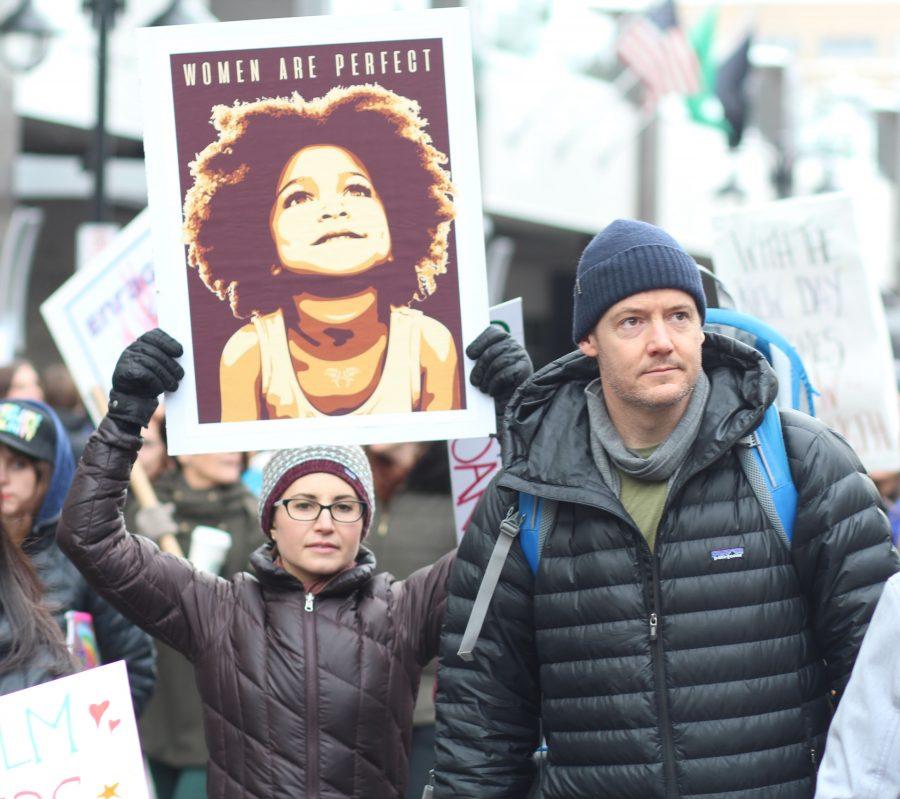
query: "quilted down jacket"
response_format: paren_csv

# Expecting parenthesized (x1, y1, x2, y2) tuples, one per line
(57, 417, 454, 799)
(434, 333, 898, 799)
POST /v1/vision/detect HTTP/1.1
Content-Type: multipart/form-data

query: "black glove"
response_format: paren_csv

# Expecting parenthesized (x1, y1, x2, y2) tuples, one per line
(108, 329, 184, 431)
(466, 325, 533, 435)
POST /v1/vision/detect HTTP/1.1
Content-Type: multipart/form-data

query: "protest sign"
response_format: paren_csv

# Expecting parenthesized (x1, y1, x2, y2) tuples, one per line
(0, 660, 149, 799)
(448, 298, 524, 541)
(40, 211, 156, 424)
(712, 192, 900, 473)
(138, 9, 493, 455)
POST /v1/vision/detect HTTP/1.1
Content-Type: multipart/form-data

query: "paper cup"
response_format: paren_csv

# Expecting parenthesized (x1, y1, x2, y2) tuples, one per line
(188, 525, 233, 574)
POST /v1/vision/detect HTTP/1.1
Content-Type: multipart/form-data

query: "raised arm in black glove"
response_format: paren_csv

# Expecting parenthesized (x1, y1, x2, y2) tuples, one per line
(466, 325, 533, 437)
(108, 329, 184, 433)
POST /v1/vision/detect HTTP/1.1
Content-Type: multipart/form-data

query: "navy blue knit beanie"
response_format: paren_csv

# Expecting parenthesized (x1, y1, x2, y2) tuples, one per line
(572, 219, 706, 344)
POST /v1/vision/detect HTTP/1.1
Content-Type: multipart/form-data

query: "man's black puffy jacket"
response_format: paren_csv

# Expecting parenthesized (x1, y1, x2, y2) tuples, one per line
(435, 333, 898, 799)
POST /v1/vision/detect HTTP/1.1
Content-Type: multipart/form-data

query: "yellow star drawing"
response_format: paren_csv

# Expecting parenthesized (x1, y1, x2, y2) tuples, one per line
(97, 784, 120, 799)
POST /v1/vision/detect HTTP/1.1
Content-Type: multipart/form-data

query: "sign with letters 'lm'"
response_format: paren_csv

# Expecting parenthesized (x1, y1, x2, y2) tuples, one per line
(0, 661, 148, 799)
(41, 211, 156, 424)
(712, 192, 899, 473)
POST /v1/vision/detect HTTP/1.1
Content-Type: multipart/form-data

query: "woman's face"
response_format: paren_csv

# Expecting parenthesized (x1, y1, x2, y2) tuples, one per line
(270, 471, 364, 587)
(0, 444, 42, 522)
(7, 363, 43, 402)
(270, 145, 392, 277)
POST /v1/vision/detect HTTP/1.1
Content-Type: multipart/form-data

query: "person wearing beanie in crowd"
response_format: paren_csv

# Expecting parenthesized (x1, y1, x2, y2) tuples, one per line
(55, 323, 531, 799)
(433, 218, 898, 798)
(0, 399, 156, 712)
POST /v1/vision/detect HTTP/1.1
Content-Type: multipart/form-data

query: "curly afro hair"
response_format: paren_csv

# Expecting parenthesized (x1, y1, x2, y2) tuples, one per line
(183, 83, 455, 319)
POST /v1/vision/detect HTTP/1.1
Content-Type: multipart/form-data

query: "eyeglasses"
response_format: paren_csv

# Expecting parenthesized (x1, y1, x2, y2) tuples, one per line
(275, 497, 367, 524)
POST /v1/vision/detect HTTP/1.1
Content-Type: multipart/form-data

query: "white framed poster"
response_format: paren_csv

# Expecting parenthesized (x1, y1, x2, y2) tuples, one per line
(712, 192, 900, 473)
(0, 661, 149, 799)
(137, 9, 494, 455)
(40, 211, 156, 424)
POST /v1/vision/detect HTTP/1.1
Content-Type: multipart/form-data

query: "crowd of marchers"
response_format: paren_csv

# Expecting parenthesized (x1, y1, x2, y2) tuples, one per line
(1, 219, 899, 799)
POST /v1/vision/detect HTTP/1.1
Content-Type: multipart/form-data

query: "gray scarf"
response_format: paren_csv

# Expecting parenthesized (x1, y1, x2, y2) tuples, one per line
(585, 371, 710, 495)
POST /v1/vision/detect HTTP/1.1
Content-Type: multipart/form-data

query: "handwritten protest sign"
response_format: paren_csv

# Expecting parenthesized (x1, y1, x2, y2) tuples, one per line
(0, 661, 149, 799)
(138, 9, 493, 454)
(40, 211, 156, 423)
(712, 193, 899, 473)
(448, 299, 524, 541)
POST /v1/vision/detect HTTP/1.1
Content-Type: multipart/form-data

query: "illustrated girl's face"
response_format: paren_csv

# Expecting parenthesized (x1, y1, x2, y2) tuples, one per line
(270, 145, 392, 277)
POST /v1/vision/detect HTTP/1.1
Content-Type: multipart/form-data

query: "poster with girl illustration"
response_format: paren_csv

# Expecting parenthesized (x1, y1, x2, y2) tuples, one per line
(138, 9, 493, 454)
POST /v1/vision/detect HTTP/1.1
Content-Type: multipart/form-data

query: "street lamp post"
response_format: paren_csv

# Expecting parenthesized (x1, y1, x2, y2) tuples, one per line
(83, 0, 123, 225)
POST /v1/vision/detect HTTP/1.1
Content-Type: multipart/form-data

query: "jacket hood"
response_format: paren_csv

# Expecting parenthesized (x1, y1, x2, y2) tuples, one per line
(18, 400, 76, 532)
(499, 332, 778, 501)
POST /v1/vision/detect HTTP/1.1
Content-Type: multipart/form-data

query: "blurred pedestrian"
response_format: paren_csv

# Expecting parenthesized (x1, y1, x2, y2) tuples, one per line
(434, 219, 898, 798)
(57, 326, 529, 798)
(42, 362, 94, 461)
(0, 516, 74, 695)
(367, 441, 457, 799)
(0, 398, 155, 712)
(137, 406, 172, 483)
(0, 358, 44, 401)
(815, 572, 900, 798)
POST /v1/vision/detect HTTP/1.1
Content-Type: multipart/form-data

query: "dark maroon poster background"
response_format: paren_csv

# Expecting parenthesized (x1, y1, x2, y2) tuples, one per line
(168, 37, 464, 423)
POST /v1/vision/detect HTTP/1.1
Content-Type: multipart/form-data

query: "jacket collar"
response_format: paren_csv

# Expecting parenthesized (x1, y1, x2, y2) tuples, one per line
(250, 541, 376, 597)
(499, 332, 778, 509)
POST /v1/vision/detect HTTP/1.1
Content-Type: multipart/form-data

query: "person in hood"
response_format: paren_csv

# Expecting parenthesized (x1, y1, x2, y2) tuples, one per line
(0, 399, 155, 712)
(56, 325, 530, 798)
(432, 219, 898, 799)
(0, 515, 75, 695)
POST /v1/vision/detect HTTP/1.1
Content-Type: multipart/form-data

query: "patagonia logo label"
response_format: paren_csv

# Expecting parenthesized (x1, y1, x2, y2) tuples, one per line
(711, 547, 744, 561)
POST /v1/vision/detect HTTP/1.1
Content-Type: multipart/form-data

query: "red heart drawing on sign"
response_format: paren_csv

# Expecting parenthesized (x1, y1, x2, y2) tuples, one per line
(89, 700, 110, 727)
(109, 719, 121, 732)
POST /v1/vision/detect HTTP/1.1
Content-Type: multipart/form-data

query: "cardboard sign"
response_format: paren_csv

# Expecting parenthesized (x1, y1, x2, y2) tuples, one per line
(0, 661, 149, 799)
(448, 298, 524, 541)
(138, 9, 494, 454)
(40, 212, 156, 424)
(712, 193, 900, 473)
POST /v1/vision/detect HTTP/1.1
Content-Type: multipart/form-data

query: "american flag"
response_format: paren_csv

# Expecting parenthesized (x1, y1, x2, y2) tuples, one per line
(616, 0, 701, 107)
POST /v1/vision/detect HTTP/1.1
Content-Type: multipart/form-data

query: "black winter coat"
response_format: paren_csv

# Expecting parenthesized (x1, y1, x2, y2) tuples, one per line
(22, 520, 157, 714)
(58, 418, 455, 798)
(435, 334, 898, 799)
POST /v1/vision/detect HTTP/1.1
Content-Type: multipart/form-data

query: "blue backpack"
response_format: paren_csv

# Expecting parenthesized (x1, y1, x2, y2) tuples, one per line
(458, 309, 816, 662)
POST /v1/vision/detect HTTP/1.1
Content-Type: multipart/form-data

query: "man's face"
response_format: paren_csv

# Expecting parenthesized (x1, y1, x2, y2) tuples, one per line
(578, 289, 704, 413)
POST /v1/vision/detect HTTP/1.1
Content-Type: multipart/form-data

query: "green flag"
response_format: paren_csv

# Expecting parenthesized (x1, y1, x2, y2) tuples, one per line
(685, 5, 730, 135)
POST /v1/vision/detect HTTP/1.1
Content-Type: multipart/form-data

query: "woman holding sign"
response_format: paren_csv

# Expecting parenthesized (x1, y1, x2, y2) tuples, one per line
(183, 85, 461, 423)
(56, 327, 529, 798)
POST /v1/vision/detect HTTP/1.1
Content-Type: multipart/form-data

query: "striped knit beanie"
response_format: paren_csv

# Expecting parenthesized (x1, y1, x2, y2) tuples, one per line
(572, 219, 706, 344)
(259, 445, 376, 538)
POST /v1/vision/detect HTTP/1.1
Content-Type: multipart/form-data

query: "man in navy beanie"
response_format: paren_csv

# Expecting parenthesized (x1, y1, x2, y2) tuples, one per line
(434, 219, 896, 798)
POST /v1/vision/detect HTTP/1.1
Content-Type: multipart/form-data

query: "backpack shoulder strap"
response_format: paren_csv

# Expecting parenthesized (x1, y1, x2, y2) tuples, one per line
(737, 405, 798, 546)
(457, 506, 524, 662)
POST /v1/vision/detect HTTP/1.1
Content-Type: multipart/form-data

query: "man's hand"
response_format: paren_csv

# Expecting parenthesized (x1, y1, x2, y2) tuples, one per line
(108, 329, 184, 430)
(466, 326, 533, 435)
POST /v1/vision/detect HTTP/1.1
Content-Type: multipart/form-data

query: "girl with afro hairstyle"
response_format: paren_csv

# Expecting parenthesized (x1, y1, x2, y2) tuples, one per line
(184, 84, 461, 423)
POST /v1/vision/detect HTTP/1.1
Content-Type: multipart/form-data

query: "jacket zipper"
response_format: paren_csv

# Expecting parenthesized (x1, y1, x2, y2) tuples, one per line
(648, 550, 678, 798)
(303, 591, 319, 797)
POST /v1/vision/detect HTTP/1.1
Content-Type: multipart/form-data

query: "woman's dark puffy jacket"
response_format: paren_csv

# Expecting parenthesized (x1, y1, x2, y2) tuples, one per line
(435, 334, 899, 799)
(57, 418, 454, 799)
